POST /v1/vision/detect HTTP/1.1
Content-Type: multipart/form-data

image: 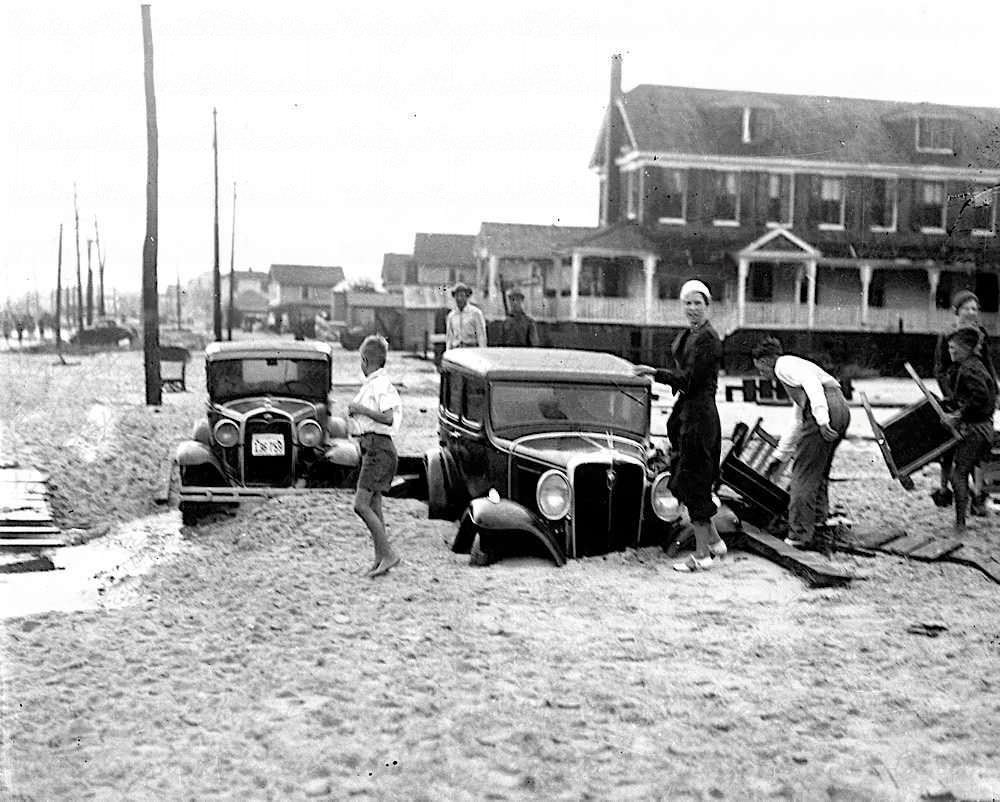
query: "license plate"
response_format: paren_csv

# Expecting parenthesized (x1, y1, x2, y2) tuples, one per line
(251, 433, 285, 457)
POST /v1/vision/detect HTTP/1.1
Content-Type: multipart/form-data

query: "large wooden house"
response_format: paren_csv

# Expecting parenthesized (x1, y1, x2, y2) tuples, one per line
(478, 57, 999, 369)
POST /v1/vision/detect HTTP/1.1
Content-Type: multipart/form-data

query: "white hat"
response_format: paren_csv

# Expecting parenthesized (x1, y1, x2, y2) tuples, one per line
(679, 279, 711, 303)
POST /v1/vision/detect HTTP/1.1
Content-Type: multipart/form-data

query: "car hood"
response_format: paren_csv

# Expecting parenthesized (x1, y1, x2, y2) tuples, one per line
(215, 397, 322, 417)
(511, 432, 646, 469)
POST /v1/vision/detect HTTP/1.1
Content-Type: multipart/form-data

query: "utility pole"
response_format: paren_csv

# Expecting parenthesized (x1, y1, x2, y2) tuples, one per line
(73, 184, 83, 332)
(55, 224, 63, 352)
(228, 181, 236, 340)
(141, 4, 161, 405)
(212, 107, 222, 341)
(176, 270, 182, 331)
(86, 239, 94, 326)
(95, 217, 105, 317)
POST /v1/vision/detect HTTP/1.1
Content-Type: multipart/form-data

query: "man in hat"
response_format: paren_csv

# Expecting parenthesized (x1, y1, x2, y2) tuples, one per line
(445, 282, 487, 350)
(499, 287, 539, 347)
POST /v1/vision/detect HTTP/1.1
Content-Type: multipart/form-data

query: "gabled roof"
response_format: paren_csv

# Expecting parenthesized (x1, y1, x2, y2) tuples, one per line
(592, 84, 1000, 169)
(269, 264, 345, 286)
(234, 288, 269, 313)
(477, 222, 600, 259)
(413, 233, 476, 265)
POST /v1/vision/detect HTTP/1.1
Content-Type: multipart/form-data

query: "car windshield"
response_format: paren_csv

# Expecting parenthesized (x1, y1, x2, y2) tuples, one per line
(489, 381, 648, 438)
(208, 357, 330, 401)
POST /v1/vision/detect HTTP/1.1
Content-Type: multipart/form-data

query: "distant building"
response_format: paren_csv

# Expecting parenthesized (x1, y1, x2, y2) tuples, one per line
(268, 264, 345, 337)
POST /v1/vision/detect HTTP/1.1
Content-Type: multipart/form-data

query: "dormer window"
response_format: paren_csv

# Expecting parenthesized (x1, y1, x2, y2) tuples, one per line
(741, 107, 774, 144)
(916, 117, 955, 154)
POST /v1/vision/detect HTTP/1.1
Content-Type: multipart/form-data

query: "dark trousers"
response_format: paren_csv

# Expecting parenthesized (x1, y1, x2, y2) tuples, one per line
(951, 422, 994, 525)
(788, 387, 850, 542)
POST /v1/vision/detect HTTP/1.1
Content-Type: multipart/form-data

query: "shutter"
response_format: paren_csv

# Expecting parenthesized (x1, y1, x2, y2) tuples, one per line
(844, 176, 862, 233)
(807, 175, 821, 228)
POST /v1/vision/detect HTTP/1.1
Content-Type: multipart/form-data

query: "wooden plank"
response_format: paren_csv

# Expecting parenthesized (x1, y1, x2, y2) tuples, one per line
(0, 510, 55, 524)
(908, 538, 963, 561)
(861, 392, 900, 481)
(153, 455, 175, 505)
(882, 532, 938, 556)
(731, 523, 854, 588)
(0, 469, 50, 484)
(0, 526, 62, 536)
(946, 548, 1000, 585)
(0, 537, 66, 548)
(851, 525, 907, 549)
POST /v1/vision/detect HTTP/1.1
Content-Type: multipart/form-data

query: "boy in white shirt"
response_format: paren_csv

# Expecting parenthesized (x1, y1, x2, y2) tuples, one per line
(752, 337, 850, 549)
(348, 336, 402, 577)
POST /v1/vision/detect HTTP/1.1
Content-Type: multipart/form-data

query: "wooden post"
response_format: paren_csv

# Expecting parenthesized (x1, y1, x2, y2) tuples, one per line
(73, 184, 83, 333)
(141, 4, 161, 406)
(95, 217, 106, 317)
(86, 238, 94, 326)
(55, 224, 63, 351)
(176, 270, 182, 331)
(212, 108, 222, 341)
(228, 181, 236, 340)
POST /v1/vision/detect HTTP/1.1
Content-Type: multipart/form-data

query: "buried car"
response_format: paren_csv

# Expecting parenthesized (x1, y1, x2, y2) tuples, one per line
(175, 340, 354, 523)
(427, 348, 736, 565)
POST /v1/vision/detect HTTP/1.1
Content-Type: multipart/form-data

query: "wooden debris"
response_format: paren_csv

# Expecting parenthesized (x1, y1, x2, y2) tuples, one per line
(732, 523, 854, 588)
(0, 465, 64, 548)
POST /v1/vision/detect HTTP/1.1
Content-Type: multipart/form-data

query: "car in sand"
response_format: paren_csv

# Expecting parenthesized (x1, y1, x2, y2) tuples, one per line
(426, 347, 731, 565)
(175, 340, 349, 523)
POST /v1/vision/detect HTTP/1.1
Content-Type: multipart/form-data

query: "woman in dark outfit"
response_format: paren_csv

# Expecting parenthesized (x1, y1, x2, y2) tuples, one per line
(932, 290, 997, 515)
(637, 279, 726, 572)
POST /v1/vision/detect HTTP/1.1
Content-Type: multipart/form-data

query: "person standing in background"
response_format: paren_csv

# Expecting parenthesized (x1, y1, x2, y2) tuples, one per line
(445, 282, 487, 350)
(499, 288, 539, 347)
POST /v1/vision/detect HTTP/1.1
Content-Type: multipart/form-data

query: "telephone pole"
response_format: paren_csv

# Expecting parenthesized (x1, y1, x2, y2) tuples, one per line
(95, 217, 106, 317)
(212, 107, 222, 341)
(73, 184, 83, 332)
(55, 224, 63, 351)
(228, 181, 236, 340)
(141, 4, 161, 405)
(86, 239, 94, 326)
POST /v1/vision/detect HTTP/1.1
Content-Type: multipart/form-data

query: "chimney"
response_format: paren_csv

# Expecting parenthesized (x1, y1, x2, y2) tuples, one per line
(601, 53, 624, 226)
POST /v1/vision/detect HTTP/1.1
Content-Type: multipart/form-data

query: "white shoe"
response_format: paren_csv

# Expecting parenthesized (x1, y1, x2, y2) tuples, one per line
(673, 554, 714, 572)
(708, 539, 727, 558)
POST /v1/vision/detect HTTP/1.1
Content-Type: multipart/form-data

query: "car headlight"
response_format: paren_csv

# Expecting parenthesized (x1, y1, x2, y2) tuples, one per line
(213, 419, 239, 448)
(651, 473, 681, 521)
(297, 419, 323, 448)
(536, 470, 571, 520)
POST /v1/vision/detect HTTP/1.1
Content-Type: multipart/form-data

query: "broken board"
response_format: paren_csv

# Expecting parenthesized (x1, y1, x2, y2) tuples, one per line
(730, 523, 854, 588)
(0, 465, 64, 548)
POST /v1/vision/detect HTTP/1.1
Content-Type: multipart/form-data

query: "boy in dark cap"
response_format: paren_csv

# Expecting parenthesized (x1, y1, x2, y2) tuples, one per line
(500, 288, 539, 347)
(944, 326, 997, 531)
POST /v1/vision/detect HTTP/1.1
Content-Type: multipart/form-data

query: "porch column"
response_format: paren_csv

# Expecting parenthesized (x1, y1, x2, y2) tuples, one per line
(487, 255, 500, 313)
(737, 258, 749, 327)
(643, 254, 656, 325)
(860, 264, 872, 327)
(927, 266, 940, 328)
(806, 259, 817, 329)
(570, 251, 582, 321)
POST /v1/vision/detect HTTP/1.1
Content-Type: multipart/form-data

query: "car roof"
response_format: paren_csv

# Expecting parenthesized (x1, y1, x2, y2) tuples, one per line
(441, 348, 648, 385)
(205, 339, 332, 361)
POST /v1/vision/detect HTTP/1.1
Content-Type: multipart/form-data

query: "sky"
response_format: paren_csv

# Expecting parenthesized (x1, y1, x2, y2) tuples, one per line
(5, 0, 1000, 306)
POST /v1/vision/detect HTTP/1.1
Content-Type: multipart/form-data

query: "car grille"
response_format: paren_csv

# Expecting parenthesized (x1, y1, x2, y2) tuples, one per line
(244, 415, 294, 487)
(572, 461, 644, 557)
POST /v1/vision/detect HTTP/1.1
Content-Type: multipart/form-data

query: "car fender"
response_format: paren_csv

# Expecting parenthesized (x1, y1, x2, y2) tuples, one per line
(176, 440, 223, 471)
(452, 497, 566, 567)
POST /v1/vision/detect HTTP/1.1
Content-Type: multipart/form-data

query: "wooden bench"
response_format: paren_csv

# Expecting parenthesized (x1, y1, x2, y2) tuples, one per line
(159, 346, 191, 392)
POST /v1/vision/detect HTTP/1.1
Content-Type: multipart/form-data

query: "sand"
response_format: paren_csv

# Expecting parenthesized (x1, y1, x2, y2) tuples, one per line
(1, 345, 998, 801)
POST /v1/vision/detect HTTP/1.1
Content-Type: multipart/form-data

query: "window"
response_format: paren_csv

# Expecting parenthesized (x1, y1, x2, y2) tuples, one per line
(578, 261, 624, 297)
(464, 379, 485, 423)
(868, 271, 885, 308)
(712, 171, 740, 225)
(968, 185, 996, 236)
(447, 374, 463, 415)
(742, 108, 774, 144)
(917, 181, 946, 231)
(300, 286, 309, 300)
(749, 264, 773, 302)
(817, 177, 845, 229)
(645, 167, 686, 222)
(916, 117, 955, 153)
(405, 262, 419, 284)
(626, 170, 641, 220)
(975, 272, 999, 313)
(766, 173, 793, 226)
(869, 178, 897, 231)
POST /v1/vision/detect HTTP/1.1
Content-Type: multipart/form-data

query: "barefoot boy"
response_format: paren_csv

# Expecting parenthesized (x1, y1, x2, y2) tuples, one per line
(942, 327, 997, 531)
(348, 335, 401, 577)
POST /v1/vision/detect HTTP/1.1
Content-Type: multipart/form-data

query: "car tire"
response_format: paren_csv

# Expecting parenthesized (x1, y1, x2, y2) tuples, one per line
(469, 533, 497, 567)
(425, 450, 454, 520)
(179, 501, 207, 526)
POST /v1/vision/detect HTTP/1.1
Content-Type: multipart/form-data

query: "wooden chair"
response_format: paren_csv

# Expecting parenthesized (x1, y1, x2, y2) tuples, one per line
(159, 346, 191, 392)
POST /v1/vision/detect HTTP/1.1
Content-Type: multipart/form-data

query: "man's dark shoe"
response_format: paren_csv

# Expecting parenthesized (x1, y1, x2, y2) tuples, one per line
(930, 488, 953, 508)
(970, 492, 989, 517)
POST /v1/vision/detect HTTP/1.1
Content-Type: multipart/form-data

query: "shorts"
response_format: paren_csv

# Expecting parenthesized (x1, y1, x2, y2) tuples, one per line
(357, 433, 398, 493)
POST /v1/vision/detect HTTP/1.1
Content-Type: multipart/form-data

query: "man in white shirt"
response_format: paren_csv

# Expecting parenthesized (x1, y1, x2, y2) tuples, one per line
(752, 337, 850, 549)
(445, 282, 487, 350)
